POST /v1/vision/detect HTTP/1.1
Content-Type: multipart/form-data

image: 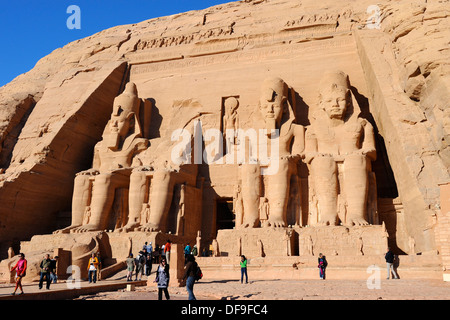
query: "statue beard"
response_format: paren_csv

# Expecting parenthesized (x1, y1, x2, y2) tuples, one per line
(106, 132, 121, 151)
(265, 117, 276, 132)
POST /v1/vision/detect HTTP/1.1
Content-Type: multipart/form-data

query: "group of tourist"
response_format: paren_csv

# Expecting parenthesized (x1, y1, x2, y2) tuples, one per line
(10, 253, 59, 295)
(314, 247, 398, 280)
(125, 240, 201, 300)
(8, 244, 399, 297)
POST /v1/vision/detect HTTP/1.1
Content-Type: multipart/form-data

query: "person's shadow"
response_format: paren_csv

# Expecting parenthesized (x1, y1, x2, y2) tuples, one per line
(393, 255, 401, 279)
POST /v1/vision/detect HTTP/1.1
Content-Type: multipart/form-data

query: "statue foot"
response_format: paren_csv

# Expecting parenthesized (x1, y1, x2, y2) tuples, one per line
(317, 216, 337, 226)
(241, 219, 258, 228)
(70, 224, 101, 233)
(115, 223, 139, 233)
(267, 219, 286, 228)
(346, 216, 369, 226)
(53, 225, 80, 234)
(137, 223, 160, 232)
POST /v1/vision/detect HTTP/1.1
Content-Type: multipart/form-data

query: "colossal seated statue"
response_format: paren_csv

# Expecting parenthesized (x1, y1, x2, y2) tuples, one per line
(240, 77, 304, 228)
(304, 70, 377, 226)
(55, 82, 150, 233)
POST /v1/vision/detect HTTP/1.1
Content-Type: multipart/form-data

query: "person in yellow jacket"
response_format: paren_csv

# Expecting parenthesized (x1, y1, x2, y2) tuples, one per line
(87, 252, 99, 284)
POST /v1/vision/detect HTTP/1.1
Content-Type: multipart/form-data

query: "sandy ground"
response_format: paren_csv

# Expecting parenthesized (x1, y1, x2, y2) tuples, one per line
(74, 277, 450, 300)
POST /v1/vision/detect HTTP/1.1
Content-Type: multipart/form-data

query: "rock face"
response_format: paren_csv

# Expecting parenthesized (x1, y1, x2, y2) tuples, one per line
(0, 0, 448, 264)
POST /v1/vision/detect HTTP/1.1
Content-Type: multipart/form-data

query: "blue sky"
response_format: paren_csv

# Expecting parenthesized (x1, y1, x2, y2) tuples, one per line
(0, 0, 234, 87)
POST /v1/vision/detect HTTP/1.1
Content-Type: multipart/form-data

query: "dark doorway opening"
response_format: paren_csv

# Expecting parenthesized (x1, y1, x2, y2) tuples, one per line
(216, 198, 234, 230)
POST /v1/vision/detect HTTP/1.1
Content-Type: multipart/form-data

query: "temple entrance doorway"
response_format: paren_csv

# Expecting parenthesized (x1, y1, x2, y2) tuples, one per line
(216, 198, 234, 230)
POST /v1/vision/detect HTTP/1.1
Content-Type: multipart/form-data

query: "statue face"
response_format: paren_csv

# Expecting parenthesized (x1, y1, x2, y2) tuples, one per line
(259, 79, 287, 130)
(110, 103, 131, 138)
(320, 87, 349, 120)
(106, 101, 133, 150)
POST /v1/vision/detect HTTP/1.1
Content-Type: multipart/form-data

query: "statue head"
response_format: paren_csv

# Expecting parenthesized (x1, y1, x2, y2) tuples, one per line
(258, 77, 288, 131)
(318, 71, 351, 121)
(224, 97, 239, 116)
(106, 82, 141, 150)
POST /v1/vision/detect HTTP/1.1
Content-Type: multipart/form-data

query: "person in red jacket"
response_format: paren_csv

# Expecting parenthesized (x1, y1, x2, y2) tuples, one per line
(164, 240, 172, 265)
(10, 253, 27, 295)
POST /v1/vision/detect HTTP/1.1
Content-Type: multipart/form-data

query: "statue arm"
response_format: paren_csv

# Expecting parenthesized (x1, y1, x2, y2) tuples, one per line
(360, 119, 377, 161)
(304, 126, 318, 164)
(92, 143, 101, 170)
(135, 139, 150, 154)
(291, 124, 305, 158)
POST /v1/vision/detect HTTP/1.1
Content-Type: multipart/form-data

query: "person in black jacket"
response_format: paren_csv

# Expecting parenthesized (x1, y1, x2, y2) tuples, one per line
(183, 254, 197, 300)
(385, 247, 398, 279)
(49, 256, 59, 284)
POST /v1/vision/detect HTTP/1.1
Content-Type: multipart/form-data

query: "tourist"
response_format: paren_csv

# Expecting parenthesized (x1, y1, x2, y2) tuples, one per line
(88, 252, 99, 284)
(147, 242, 153, 264)
(154, 257, 170, 300)
(161, 243, 166, 261)
(141, 248, 148, 275)
(154, 244, 160, 264)
(145, 250, 153, 276)
(385, 247, 399, 279)
(135, 251, 146, 281)
(183, 254, 198, 300)
(318, 253, 327, 280)
(126, 253, 135, 281)
(209, 243, 214, 257)
(10, 253, 27, 295)
(184, 243, 191, 264)
(50, 256, 59, 284)
(96, 252, 102, 281)
(164, 239, 172, 265)
(240, 255, 248, 284)
(39, 254, 52, 290)
(191, 244, 198, 257)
